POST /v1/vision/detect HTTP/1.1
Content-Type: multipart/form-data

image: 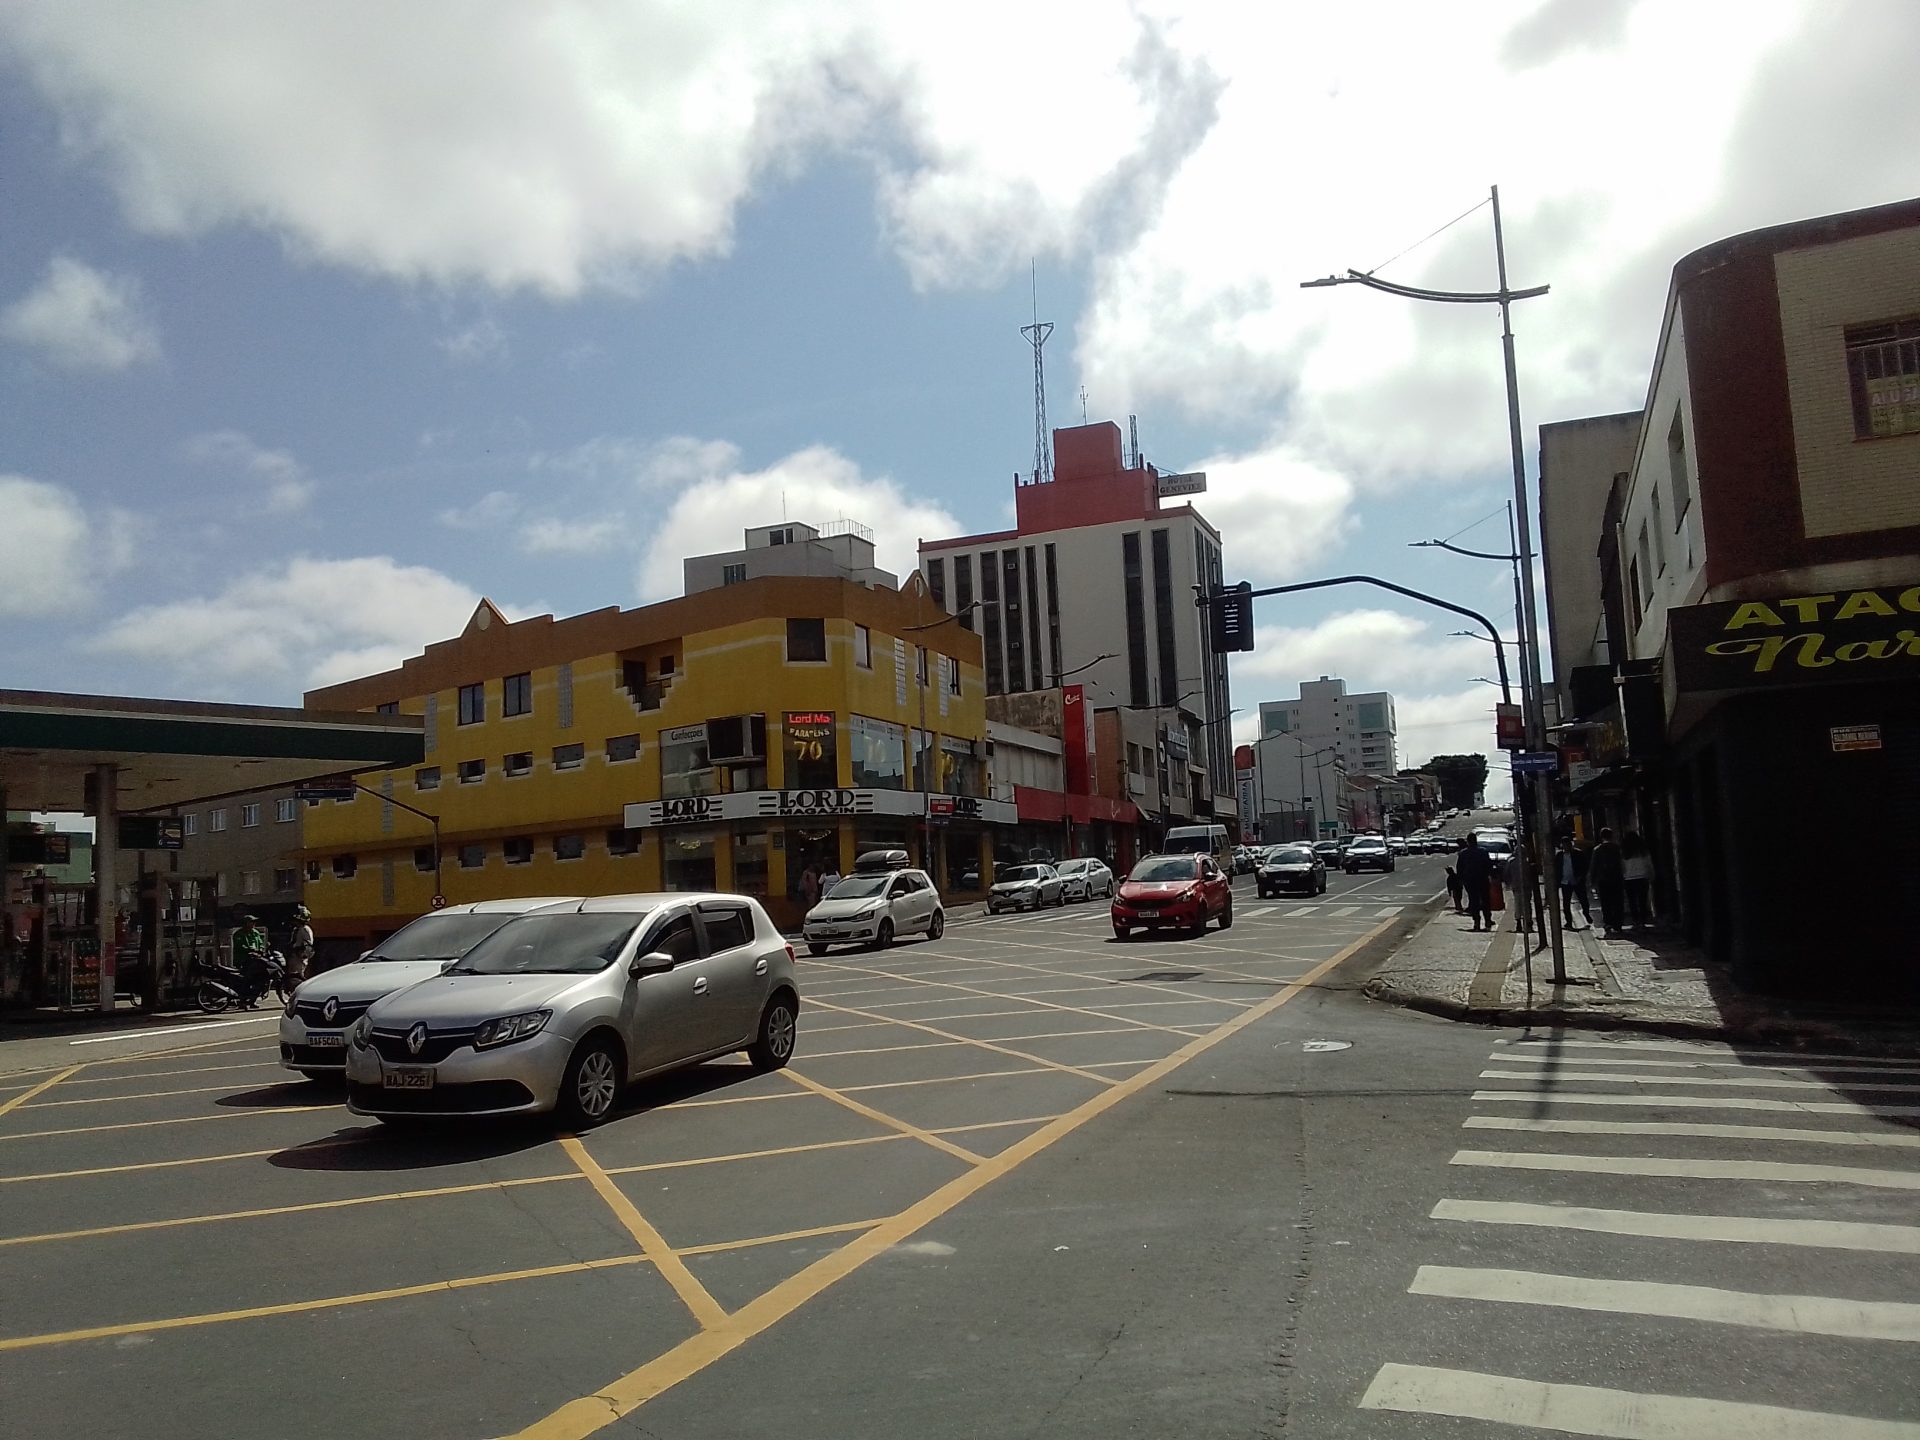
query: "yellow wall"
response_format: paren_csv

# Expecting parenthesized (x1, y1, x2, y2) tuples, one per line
(304, 608, 989, 940)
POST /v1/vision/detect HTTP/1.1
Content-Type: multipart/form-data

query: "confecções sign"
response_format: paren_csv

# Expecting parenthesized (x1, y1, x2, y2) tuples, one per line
(1668, 584, 1920, 693)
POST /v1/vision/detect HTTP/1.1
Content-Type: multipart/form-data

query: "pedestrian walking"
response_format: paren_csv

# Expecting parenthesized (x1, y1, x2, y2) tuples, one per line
(1622, 831, 1655, 930)
(1589, 827, 1625, 936)
(1444, 864, 1464, 913)
(1556, 838, 1590, 930)
(286, 904, 315, 982)
(1456, 835, 1494, 932)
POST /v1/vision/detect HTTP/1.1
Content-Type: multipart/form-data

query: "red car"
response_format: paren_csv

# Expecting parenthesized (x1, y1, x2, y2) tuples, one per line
(1111, 853, 1234, 940)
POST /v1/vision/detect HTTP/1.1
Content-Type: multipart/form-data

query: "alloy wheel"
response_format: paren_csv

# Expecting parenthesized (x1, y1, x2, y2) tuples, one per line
(575, 1049, 618, 1120)
(766, 1003, 797, 1061)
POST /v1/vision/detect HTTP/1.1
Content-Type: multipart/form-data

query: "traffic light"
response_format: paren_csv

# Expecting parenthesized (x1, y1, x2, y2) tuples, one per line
(1208, 581, 1255, 653)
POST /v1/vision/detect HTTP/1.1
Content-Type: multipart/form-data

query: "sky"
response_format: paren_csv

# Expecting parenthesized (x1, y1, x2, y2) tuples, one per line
(4, 0, 1917, 804)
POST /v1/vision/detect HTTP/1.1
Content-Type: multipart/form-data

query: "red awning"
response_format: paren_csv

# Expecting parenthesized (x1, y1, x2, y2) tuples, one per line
(1013, 786, 1141, 826)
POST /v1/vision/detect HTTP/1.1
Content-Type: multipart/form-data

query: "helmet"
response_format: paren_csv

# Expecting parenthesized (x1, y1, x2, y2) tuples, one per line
(292, 905, 311, 921)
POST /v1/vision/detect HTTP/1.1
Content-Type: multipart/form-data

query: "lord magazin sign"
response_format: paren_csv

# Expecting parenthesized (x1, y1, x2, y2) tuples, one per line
(1668, 584, 1920, 692)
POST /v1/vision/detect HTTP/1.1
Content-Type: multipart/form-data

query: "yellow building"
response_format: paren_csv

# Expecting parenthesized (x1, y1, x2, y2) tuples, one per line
(300, 575, 1004, 943)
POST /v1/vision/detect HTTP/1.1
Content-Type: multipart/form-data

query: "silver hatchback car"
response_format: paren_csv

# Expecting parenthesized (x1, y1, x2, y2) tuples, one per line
(343, 893, 798, 1128)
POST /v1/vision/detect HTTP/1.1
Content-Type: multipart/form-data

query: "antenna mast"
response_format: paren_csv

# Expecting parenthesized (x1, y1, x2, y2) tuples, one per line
(1020, 261, 1053, 484)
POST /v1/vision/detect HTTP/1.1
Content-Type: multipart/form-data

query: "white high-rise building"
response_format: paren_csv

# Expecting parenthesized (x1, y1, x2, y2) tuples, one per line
(1259, 677, 1398, 778)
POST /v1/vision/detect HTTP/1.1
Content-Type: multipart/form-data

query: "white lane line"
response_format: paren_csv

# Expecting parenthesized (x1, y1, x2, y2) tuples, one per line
(1409, 1266, 1920, 1342)
(1488, 1053, 1920, 1079)
(1329, 905, 1361, 917)
(1462, 1116, 1920, 1149)
(1245, 906, 1276, 918)
(1504, 1036, 1919, 1067)
(1359, 1362, 1920, 1437)
(1480, 1068, 1920, 1093)
(1473, 1090, 1920, 1118)
(1432, 1198, 1920, 1254)
(67, 1016, 281, 1047)
(1450, 1149, 1920, 1189)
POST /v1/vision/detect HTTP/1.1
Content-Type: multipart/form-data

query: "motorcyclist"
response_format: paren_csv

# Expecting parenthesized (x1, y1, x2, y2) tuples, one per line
(230, 914, 270, 1006)
(286, 905, 315, 983)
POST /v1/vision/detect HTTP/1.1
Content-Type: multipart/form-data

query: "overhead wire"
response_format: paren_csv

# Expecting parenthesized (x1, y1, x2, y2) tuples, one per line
(1366, 195, 1492, 277)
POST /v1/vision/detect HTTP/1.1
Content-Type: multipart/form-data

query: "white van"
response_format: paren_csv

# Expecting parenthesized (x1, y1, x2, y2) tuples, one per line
(1164, 823, 1232, 869)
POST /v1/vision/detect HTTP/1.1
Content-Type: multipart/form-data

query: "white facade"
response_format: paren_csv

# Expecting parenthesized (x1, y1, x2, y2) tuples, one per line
(1258, 677, 1397, 777)
(684, 519, 897, 596)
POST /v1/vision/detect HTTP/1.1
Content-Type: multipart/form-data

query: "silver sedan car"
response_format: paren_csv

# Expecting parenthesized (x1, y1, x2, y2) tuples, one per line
(343, 893, 798, 1128)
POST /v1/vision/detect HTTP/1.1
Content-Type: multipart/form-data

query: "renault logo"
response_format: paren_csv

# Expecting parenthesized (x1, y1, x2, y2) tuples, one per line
(406, 1022, 428, 1056)
(322, 997, 339, 1024)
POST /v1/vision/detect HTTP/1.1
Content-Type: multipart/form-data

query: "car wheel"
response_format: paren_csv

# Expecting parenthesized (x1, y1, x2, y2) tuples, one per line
(1218, 897, 1234, 930)
(557, 1036, 622, 1130)
(748, 991, 798, 1072)
(1113, 924, 1129, 941)
(928, 909, 945, 941)
(869, 918, 894, 951)
(806, 942, 828, 956)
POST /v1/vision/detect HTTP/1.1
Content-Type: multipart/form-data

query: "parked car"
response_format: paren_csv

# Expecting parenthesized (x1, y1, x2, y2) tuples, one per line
(988, 863, 1064, 913)
(802, 852, 942, 953)
(1345, 837, 1396, 873)
(280, 896, 581, 1080)
(1111, 853, 1233, 939)
(1387, 836, 1410, 855)
(1312, 840, 1342, 868)
(1257, 844, 1326, 898)
(344, 893, 799, 1127)
(1054, 857, 1115, 902)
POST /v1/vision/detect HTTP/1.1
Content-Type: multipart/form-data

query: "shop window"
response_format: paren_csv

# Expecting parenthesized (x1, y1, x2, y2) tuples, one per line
(241, 803, 260, 828)
(606, 733, 639, 763)
(503, 672, 532, 717)
(783, 711, 837, 788)
(183, 813, 198, 837)
(606, 826, 641, 856)
(553, 833, 585, 861)
(661, 724, 716, 798)
(458, 683, 485, 726)
(849, 714, 907, 789)
(459, 844, 486, 869)
(504, 751, 533, 777)
(211, 808, 228, 833)
(940, 738, 984, 796)
(416, 766, 440, 791)
(786, 618, 827, 663)
(731, 829, 769, 898)
(414, 846, 435, 873)
(855, 624, 872, 668)
(1845, 317, 1920, 438)
(787, 829, 839, 905)
(554, 742, 584, 771)
(504, 837, 533, 865)
(458, 759, 485, 784)
(332, 855, 357, 880)
(664, 831, 717, 891)
(273, 868, 296, 892)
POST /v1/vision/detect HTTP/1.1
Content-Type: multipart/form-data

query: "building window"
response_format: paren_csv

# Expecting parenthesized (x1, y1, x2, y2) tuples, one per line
(1628, 555, 1644, 622)
(1845, 317, 1920, 439)
(849, 714, 908, 789)
(1024, 544, 1044, 688)
(211, 808, 228, 833)
(606, 733, 639, 763)
(1121, 532, 1148, 707)
(275, 798, 296, 823)
(305, 861, 321, 883)
(183, 812, 198, 837)
(662, 724, 716, 797)
(855, 624, 872, 669)
(1356, 701, 1387, 731)
(376, 701, 399, 715)
(786, 618, 827, 663)
(332, 855, 356, 880)
(504, 751, 533, 777)
(1150, 529, 1179, 706)
(659, 655, 675, 677)
(1666, 408, 1691, 519)
(416, 766, 440, 791)
(273, 868, 296, 892)
(979, 551, 1004, 695)
(459, 844, 486, 869)
(607, 826, 641, 856)
(414, 846, 435, 874)
(458, 683, 485, 726)
(722, 562, 747, 585)
(1001, 550, 1026, 692)
(504, 837, 533, 865)
(1044, 543, 1063, 687)
(768, 528, 787, 546)
(916, 645, 929, 687)
(953, 554, 975, 631)
(948, 656, 962, 695)
(240, 803, 260, 828)
(1636, 522, 1653, 612)
(1650, 487, 1667, 574)
(926, 558, 946, 606)
(503, 672, 532, 717)
(242, 870, 261, 895)
(458, 759, 485, 784)
(553, 833, 585, 861)
(553, 743, 584, 771)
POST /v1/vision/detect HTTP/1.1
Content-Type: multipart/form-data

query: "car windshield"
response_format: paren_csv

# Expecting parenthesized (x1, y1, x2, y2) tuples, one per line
(1267, 847, 1312, 863)
(1057, 860, 1086, 874)
(445, 913, 642, 975)
(826, 875, 890, 899)
(1352, 839, 1386, 850)
(365, 912, 520, 962)
(999, 866, 1045, 883)
(1130, 857, 1198, 882)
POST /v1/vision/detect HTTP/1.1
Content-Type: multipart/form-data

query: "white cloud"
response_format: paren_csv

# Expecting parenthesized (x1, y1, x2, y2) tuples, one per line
(0, 475, 94, 616)
(183, 429, 313, 512)
(437, 490, 519, 530)
(91, 555, 486, 692)
(438, 316, 507, 364)
(1183, 444, 1355, 586)
(522, 517, 623, 555)
(1, 255, 159, 371)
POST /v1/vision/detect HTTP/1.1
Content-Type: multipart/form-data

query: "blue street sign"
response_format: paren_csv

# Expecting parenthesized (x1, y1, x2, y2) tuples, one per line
(1511, 750, 1561, 777)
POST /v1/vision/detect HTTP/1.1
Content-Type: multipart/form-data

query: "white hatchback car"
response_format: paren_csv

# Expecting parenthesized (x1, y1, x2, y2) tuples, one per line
(1053, 857, 1114, 902)
(802, 859, 943, 954)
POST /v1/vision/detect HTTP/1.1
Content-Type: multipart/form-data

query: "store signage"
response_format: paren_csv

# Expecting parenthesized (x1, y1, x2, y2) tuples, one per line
(1495, 702, 1525, 750)
(928, 795, 985, 821)
(1156, 471, 1207, 497)
(626, 788, 1015, 828)
(1511, 750, 1562, 777)
(659, 723, 708, 746)
(1831, 724, 1883, 753)
(1669, 585, 1920, 693)
(117, 815, 185, 850)
(6, 832, 72, 865)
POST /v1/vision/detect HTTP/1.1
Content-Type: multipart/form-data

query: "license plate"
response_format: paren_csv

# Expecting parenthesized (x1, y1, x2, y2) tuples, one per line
(306, 1032, 344, 1049)
(1136, 908, 1160, 919)
(383, 1067, 435, 1090)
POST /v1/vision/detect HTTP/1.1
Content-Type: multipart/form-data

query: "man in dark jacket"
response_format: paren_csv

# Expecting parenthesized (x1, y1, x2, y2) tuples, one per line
(1456, 835, 1493, 932)
(1588, 828, 1625, 936)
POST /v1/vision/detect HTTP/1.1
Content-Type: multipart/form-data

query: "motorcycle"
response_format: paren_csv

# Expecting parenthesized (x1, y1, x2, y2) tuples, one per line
(195, 950, 291, 1013)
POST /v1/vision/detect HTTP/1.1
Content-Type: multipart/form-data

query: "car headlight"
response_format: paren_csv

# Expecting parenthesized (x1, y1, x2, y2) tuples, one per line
(474, 1010, 551, 1050)
(349, 1014, 373, 1049)
(283, 989, 299, 1018)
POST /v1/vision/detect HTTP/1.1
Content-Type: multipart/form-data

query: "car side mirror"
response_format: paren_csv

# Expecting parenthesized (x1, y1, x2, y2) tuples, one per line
(629, 950, 676, 976)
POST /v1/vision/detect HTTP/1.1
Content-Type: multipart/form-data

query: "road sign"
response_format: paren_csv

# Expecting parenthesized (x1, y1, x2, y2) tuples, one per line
(295, 775, 358, 803)
(1495, 702, 1525, 750)
(430, 894, 448, 910)
(1511, 750, 1561, 777)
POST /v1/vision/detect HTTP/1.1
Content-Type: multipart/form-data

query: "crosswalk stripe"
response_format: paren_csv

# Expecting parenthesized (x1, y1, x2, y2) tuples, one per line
(1462, 1116, 1920, 1149)
(1473, 1090, 1920, 1118)
(1359, 1362, 1920, 1437)
(1245, 906, 1276, 918)
(1488, 1053, 1920, 1079)
(1291, 905, 1323, 916)
(1409, 1266, 1920, 1342)
(1330, 905, 1360, 916)
(1480, 1068, 1920, 1092)
(1500, 1036, 1918, 1067)
(1432, 1198, 1920, 1253)
(1450, 1148, 1920, 1189)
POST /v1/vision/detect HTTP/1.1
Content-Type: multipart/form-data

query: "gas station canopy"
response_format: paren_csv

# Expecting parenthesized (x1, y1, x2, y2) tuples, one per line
(0, 689, 425, 813)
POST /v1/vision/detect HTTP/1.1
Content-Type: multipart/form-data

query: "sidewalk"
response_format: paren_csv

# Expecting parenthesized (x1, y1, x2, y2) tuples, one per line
(1365, 904, 1920, 1053)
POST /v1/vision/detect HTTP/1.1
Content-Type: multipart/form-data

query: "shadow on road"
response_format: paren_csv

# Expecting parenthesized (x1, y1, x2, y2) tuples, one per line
(214, 1079, 342, 1109)
(269, 1119, 552, 1171)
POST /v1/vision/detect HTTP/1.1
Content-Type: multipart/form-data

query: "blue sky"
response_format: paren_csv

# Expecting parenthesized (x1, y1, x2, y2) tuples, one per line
(4, 1, 1915, 791)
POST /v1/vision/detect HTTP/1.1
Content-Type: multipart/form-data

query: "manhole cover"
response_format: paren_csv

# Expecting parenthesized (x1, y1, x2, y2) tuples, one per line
(1302, 1039, 1352, 1053)
(1126, 970, 1204, 983)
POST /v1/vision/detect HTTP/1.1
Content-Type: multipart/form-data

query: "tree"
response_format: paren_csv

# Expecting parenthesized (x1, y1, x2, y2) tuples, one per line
(1425, 754, 1489, 809)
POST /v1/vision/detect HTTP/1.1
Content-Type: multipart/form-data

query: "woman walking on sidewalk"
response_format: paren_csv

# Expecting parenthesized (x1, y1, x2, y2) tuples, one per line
(1589, 828, 1625, 936)
(1622, 831, 1655, 930)
(1456, 835, 1493, 932)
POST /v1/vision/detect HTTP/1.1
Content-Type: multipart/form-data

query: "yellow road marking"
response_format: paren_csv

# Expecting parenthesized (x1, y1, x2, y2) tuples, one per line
(504, 921, 1392, 1440)
(600, 1133, 904, 1178)
(796, 1041, 963, 1061)
(975, 1027, 1138, 1043)
(840, 1066, 1063, 1094)
(813, 962, 1204, 1035)
(808, 999, 1118, 1084)
(64, 1059, 281, 1087)
(0, 1105, 334, 1144)
(680, 1219, 879, 1256)
(0, 1146, 290, 1185)
(841, 941, 1262, 1011)
(560, 1137, 727, 1331)
(0, 1066, 84, 1119)
(24, 1080, 249, 1110)
(781, 1071, 984, 1165)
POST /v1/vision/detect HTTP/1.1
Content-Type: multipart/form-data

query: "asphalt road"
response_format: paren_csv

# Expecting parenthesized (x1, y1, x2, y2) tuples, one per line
(4, 850, 1914, 1439)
